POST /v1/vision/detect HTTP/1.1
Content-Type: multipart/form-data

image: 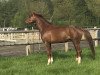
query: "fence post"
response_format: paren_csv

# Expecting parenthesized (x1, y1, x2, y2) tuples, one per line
(94, 27, 98, 47)
(38, 32, 41, 51)
(25, 29, 31, 56)
(65, 42, 68, 52)
(25, 32, 29, 56)
(26, 45, 30, 56)
(25, 30, 34, 56)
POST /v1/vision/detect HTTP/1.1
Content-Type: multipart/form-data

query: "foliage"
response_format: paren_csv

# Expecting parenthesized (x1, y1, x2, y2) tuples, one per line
(0, 0, 18, 27)
(0, 0, 100, 28)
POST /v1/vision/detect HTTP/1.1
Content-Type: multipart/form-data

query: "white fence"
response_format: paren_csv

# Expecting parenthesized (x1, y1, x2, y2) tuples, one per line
(0, 30, 42, 45)
(0, 27, 100, 55)
(0, 30, 42, 56)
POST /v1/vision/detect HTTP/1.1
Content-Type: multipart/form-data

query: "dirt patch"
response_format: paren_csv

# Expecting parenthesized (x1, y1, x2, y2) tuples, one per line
(0, 41, 99, 56)
(0, 45, 26, 56)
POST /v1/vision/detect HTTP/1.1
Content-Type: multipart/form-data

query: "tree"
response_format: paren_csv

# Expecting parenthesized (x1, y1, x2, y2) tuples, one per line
(0, 0, 18, 27)
(0, 0, 99, 28)
(85, 0, 100, 26)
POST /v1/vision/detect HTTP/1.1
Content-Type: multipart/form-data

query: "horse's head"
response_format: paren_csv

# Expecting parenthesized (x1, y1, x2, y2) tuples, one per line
(25, 12, 36, 24)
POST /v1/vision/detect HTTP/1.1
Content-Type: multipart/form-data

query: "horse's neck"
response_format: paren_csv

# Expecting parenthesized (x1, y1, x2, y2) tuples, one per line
(36, 17, 52, 32)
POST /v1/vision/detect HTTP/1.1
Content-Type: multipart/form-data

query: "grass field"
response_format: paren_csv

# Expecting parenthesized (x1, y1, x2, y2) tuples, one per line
(0, 46, 100, 75)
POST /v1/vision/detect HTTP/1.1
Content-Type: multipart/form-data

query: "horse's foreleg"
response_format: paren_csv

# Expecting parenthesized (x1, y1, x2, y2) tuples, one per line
(45, 43, 53, 65)
(76, 45, 81, 64)
(73, 41, 81, 64)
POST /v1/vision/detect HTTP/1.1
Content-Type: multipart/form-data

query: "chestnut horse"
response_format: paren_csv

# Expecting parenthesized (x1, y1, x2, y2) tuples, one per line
(25, 12, 95, 65)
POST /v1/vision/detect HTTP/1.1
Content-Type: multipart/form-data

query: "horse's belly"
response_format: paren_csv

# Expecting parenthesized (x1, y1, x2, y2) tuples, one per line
(50, 35, 70, 43)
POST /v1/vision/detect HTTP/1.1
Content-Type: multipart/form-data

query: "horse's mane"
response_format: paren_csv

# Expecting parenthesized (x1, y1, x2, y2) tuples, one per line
(33, 12, 52, 25)
(33, 13, 43, 18)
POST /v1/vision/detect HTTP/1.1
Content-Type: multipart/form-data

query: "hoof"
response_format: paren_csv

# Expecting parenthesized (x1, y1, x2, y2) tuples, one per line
(47, 57, 53, 65)
(77, 57, 81, 64)
(76, 57, 78, 61)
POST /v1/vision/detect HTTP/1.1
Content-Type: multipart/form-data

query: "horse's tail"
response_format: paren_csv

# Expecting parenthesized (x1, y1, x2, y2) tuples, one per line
(83, 29, 95, 59)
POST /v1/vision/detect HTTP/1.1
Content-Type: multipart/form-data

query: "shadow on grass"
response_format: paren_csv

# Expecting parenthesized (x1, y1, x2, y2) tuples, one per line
(81, 48, 96, 60)
(52, 50, 75, 60)
(82, 53, 95, 60)
(52, 49, 95, 61)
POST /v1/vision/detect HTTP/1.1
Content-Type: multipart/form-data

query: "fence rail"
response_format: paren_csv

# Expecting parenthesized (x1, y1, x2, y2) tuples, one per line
(0, 27, 100, 55)
(0, 30, 42, 45)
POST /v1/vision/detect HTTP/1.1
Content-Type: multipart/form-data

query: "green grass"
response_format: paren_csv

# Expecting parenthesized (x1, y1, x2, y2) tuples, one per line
(0, 46, 100, 75)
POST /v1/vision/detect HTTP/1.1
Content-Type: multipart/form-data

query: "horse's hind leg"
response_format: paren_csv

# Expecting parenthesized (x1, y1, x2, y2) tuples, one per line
(73, 40, 81, 64)
(45, 42, 53, 65)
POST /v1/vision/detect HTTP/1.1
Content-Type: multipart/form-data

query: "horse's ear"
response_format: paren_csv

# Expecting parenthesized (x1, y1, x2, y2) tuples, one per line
(32, 12, 37, 17)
